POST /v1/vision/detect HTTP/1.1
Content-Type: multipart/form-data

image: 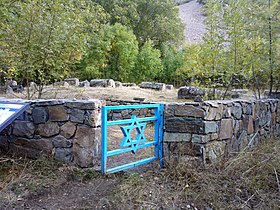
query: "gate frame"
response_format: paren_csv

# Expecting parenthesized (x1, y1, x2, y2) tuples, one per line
(101, 104, 164, 175)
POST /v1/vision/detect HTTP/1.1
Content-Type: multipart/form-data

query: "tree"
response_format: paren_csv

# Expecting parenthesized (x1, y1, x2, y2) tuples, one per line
(0, 0, 105, 98)
(201, 0, 225, 93)
(79, 23, 139, 82)
(134, 40, 163, 82)
(93, 0, 184, 47)
(222, 0, 249, 98)
(159, 43, 185, 85)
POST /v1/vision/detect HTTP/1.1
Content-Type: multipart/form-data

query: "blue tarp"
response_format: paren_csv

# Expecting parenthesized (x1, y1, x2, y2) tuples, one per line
(0, 102, 29, 133)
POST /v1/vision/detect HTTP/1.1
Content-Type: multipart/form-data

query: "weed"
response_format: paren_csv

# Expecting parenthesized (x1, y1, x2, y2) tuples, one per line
(111, 137, 280, 209)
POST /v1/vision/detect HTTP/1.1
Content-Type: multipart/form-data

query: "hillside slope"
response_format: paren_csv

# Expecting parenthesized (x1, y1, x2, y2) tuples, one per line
(178, 0, 206, 44)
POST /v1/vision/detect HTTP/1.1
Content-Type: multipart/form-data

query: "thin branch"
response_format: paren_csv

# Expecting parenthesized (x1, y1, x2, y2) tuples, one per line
(274, 167, 280, 193)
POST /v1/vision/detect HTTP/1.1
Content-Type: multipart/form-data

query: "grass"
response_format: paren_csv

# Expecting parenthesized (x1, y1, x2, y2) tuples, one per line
(111, 137, 280, 209)
(1, 137, 280, 209)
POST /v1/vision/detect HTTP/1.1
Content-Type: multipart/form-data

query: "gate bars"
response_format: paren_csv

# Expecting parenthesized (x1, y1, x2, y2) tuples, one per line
(101, 104, 164, 175)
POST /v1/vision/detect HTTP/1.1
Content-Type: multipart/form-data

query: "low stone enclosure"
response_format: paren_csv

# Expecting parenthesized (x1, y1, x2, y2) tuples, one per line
(0, 98, 279, 168)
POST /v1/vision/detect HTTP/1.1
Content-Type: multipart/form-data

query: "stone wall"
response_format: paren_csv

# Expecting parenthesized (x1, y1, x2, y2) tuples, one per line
(164, 99, 280, 163)
(106, 99, 154, 121)
(0, 99, 104, 167)
(1, 98, 279, 168)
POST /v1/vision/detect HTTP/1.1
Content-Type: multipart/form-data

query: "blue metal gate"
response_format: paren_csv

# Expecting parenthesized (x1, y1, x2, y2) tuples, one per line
(101, 104, 164, 175)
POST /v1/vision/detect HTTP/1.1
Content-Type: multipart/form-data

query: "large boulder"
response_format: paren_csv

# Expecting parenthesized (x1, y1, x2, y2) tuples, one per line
(115, 81, 122, 87)
(264, 90, 280, 99)
(139, 82, 166, 91)
(90, 79, 115, 88)
(178, 86, 204, 99)
(79, 80, 90, 88)
(64, 78, 79, 86)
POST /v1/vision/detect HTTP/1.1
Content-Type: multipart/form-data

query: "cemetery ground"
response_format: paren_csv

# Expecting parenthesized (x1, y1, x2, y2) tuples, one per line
(0, 137, 280, 209)
(0, 86, 279, 209)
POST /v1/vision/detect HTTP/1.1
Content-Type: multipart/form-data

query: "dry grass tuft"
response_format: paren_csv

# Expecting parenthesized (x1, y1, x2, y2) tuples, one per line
(112, 137, 280, 209)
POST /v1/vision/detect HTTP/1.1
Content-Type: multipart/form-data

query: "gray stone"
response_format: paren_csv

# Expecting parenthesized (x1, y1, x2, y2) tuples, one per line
(32, 107, 49, 124)
(164, 142, 203, 160)
(73, 126, 101, 167)
(121, 109, 130, 119)
(164, 132, 191, 142)
(84, 109, 101, 127)
(52, 135, 72, 148)
(248, 132, 260, 147)
(231, 103, 242, 119)
(13, 121, 35, 138)
(6, 86, 13, 94)
(37, 122, 60, 137)
(174, 105, 205, 118)
(90, 79, 115, 88)
(194, 95, 203, 102)
(165, 117, 204, 133)
(204, 121, 218, 133)
(219, 119, 233, 140)
(205, 141, 226, 162)
(108, 79, 115, 87)
(11, 137, 52, 154)
(64, 78, 79, 86)
(224, 107, 231, 118)
(166, 84, 174, 90)
(48, 105, 68, 122)
(65, 100, 102, 110)
(112, 112, 122, 121)
(192, 134, 210, 143)
(237, 130, 249, 150)
(60, 122, 76, 139)
(215, 104, 224, 120)
(122, 83, 136, 87)
(0, 136, 9, 151)
(10, 80, 17, 86)
(79, 80, 90, 87)
(54, 148, 73, 162)
(178, 86, 204, 99)
(139, 82, 166, 91)
(115, 81, 122, 87)
(204, 107, 217, 120)
(70, 109, 85, 123)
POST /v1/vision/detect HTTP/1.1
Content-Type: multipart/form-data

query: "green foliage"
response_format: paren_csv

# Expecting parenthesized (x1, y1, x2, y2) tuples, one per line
(177, 0, 279, 95)
(0, 0, 106, 98)
(159, 43, 185, 85)
(79, 23, 139, 82)
(133, 40, 163, 83)
(94, 0, 184, 47)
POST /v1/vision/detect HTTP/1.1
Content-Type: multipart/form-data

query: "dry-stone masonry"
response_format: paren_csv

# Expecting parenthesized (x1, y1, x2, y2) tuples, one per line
(164, 99, 280, 164)
(1, 97, 279, 169)
(122, 83, 136, 87)
(64, 78, 79, 86)
(90, 79, 115, 88)
(178, 86, 204, 99)
(106, 99, 154, 121)
(0, 99, 104, 168)
(139, 82, 166, 91)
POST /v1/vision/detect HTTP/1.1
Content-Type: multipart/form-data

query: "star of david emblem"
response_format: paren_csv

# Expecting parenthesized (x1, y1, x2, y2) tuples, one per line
(120, 115, 147, 154)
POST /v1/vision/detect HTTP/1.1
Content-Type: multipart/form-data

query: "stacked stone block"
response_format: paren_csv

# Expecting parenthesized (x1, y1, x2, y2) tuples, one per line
(0, 99, 104, 167)
(106, 100, 154, 121)
(164, 99, 280, 163)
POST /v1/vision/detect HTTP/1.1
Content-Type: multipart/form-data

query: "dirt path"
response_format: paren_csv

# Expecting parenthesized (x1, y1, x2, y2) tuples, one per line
(178, 0, 206, 44)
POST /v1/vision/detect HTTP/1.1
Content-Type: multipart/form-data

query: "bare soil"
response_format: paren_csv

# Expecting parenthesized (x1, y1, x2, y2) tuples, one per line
(1, 85, 181, 103)
(1, 138, 280, 209)
(178, 0, 206, 44)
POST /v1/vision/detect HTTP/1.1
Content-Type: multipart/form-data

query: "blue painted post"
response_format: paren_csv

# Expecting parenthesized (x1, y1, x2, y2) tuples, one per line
(101, 106, 108, 175)
(154, 106, 160, 160)
(159, 104, 164, 168)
